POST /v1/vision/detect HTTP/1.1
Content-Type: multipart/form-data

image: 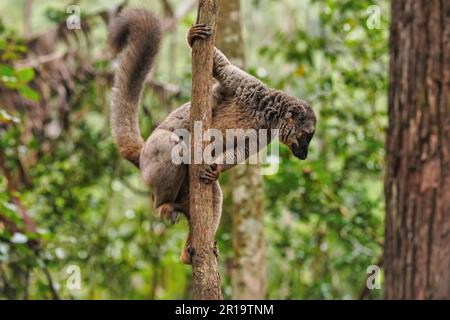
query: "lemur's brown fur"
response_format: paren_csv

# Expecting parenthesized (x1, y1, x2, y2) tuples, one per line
(109, 9, 316, 264)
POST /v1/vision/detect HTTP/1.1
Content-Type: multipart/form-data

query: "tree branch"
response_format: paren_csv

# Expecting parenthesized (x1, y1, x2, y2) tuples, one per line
(23, 0, 34, 38)
(189, 0, 222, 300)
(162, 0, 198, 32)
(160, 0, 175, 17)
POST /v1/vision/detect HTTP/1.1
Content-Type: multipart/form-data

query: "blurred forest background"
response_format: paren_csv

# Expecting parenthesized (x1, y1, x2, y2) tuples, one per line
(0, 0, 390, 299)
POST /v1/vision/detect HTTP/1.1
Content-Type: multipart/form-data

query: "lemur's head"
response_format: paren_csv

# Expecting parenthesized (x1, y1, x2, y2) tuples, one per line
(279, 99, 316, 160)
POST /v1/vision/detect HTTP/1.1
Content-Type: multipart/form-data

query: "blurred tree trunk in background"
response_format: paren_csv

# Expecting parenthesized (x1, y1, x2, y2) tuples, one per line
(216, 0, 267, 299)
(23, 0, 33, 37)
(385, 0, 449, 299)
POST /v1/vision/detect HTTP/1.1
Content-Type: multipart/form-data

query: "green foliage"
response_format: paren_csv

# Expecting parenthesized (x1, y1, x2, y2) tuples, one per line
(255, 0, 388, 299)
(0, 22, 39, 103)
(44, 8, 68, 24)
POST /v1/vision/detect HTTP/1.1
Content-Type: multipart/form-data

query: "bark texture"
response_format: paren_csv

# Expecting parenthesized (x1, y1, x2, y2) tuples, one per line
(216, 0, 267, 300)
(385, 0, 450, 299)
(189, 0, 222, 300)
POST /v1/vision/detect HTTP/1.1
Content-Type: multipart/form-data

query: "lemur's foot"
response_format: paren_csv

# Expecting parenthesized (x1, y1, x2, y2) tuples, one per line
(187, 24, 213, 47)
(199, 164, 220, 184)
(180, 243, 195, 265)
(157, 203, 178, 225)
(213, 240, 219, 258)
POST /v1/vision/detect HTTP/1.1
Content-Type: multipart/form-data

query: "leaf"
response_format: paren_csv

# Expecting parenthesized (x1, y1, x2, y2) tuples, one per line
(295, 66, 305, 77)
(17, 68, 35, 83)
(13, 44, 27, 53)
(0, 64, 14, 77)
(19, 86, 40, 102)
(0, 64, 19, 88)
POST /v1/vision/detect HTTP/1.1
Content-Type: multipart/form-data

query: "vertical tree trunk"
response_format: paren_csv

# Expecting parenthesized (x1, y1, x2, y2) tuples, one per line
(23, 0, 33, 37)
(385, 0, 450, 299)
(189, 0, 222, 300)
(216, 0, 267, 300)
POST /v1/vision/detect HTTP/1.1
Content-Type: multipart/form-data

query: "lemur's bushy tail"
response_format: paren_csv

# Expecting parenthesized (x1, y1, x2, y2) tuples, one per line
(109, 9, 162, 167)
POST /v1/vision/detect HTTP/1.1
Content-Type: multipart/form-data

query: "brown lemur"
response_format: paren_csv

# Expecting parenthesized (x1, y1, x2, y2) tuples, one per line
(109, 9, 316, 264)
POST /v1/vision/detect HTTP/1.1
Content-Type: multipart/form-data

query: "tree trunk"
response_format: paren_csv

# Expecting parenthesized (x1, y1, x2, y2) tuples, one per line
(189, 0, 222, 300)
(385, 0, 450, 299)
(23, 0, 33, 38)
(216, 0, 267, 300)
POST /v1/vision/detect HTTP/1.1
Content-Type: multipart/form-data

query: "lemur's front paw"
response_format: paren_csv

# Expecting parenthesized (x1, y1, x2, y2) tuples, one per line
(199, 164, 220, 184)
(157, 203, 178, 225)
(187, 24, 213, 47)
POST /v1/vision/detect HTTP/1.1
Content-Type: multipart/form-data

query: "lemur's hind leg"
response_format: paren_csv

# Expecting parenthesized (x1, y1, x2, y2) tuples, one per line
(176, 178, 192, 264)
(173, 176, 190, 216)
(180, 181, 222, 265)
(140, 129, 187, 224)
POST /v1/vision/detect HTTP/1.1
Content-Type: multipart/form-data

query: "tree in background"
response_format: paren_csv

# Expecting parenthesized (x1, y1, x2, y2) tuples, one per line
(385, 0, 449, 299)
(216, 0, 267, 299)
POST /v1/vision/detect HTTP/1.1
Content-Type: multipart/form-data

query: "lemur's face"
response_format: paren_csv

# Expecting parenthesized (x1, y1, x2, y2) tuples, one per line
(282, 101, 316, 160)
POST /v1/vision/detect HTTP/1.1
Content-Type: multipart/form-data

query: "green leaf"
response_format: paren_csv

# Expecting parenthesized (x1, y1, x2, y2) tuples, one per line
(17, 68, 35, 83)
(0, 64, 14, 77)
(19, 86, 40, 102)
(0, 64, 19, 88)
